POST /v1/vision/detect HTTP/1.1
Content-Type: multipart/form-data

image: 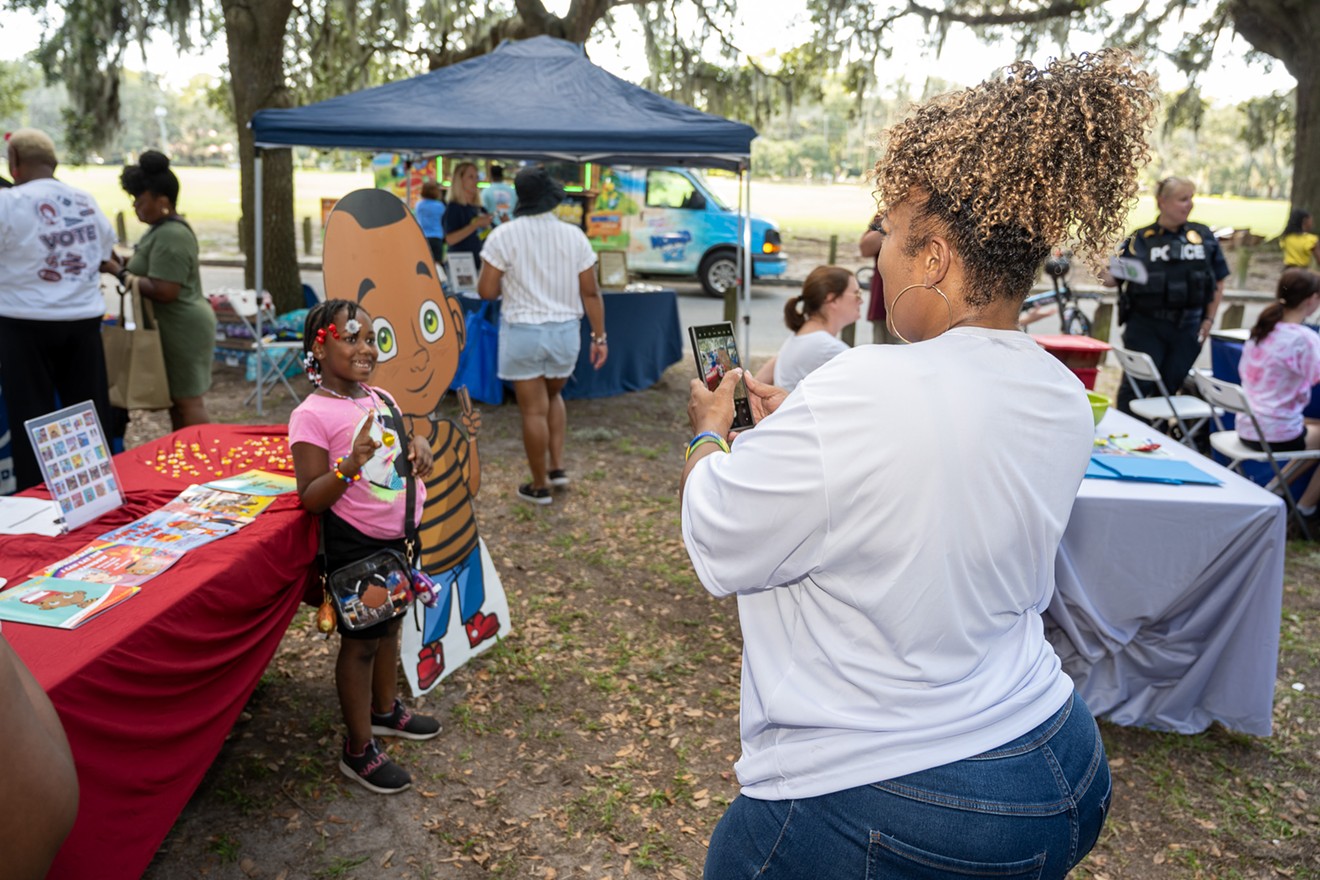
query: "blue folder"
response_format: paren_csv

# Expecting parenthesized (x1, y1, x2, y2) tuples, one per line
(1085, 454, 1222, 485)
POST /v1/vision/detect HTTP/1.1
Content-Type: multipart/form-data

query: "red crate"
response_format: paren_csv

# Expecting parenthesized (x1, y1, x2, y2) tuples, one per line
(1073, 367, 1099, 389)
(1032, 334, 1111, 370)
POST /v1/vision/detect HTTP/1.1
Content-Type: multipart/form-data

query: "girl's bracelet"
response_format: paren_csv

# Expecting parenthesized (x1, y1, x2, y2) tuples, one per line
(685, 431, 730, 461)
(333, 457, 361, 484)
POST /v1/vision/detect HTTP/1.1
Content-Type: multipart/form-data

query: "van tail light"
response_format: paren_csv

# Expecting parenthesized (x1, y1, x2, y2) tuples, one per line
(762, 229, 781, 254)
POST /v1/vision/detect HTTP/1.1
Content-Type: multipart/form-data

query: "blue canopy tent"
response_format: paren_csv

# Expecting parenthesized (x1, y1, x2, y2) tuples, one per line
(248, 36, 760, 396)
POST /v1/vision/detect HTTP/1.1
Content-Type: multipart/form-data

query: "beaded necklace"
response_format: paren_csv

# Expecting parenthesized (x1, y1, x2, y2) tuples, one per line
(316, 383, 397, 447)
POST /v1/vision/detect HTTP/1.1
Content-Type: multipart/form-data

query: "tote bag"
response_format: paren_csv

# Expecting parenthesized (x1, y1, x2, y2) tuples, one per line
(452, 301, 503, 405)
(103, 276, 172, 411)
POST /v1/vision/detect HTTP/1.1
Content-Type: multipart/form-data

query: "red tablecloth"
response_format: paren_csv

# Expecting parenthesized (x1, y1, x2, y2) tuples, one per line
(0, 425, 317, 880)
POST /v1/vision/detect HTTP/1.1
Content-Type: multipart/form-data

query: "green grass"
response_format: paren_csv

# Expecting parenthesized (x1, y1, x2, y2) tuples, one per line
(52, 165, 1294, 254)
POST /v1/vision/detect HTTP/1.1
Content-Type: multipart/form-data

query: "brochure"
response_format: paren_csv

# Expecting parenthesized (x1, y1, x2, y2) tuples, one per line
(99, 510, 240, 553)
(203, 469, 297, 496)
(38, 541, 184, 587)
(161, 485, 275, 524)
(0, 577, 140, 629)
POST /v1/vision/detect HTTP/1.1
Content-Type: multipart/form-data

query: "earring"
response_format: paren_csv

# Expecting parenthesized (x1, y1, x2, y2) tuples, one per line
(886, 283, 952, 345)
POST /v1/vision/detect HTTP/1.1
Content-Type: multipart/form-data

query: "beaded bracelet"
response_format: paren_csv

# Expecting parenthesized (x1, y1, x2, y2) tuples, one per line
(333, 456, 361, 483)
(685, 430, 731, 461)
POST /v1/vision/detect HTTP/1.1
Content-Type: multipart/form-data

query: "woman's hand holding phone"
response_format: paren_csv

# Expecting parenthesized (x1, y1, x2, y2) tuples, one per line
(742, 372, 788, 423)
(688, 368, 743, 439)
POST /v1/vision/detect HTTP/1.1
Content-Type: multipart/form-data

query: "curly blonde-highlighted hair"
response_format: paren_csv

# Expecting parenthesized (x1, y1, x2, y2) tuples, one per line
(874, 50, 1157, 306)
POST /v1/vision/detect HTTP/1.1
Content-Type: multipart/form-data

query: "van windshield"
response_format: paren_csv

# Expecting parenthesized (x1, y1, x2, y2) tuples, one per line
(689, 170, 730, 211)
(644, 168, 730, 212)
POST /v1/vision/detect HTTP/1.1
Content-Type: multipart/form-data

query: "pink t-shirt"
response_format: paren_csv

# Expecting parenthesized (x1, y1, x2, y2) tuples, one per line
(1238, 323, 1320, 442)
(287, 387, 425, 540)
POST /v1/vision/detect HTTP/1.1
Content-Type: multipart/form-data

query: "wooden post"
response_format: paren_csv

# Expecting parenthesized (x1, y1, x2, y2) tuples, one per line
(1237, 247, 1252, 289)
(828, 234, 838, 265)
(1090, 302, 1113, 342)
(115, 211, 127, 246)
(237, 218, 245, 255)
(841, 323, 856, 347)
(723, 287, 737, 324)
(302, 216, 313, 256)
(1219, 302, 1245, 330)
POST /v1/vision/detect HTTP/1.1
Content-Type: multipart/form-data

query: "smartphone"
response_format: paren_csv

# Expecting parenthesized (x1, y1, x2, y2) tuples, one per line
(688, 322, 754, 431)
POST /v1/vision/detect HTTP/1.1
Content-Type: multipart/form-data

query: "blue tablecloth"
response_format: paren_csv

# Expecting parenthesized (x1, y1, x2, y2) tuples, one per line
(452, 290, 684, 402)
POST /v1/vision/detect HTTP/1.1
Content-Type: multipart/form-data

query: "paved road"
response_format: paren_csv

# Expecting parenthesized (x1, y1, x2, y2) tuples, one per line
(200, 264, 829, 357)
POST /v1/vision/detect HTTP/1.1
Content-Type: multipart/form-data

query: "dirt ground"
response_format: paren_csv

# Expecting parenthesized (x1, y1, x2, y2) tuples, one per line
(127, 288, 1319, 879)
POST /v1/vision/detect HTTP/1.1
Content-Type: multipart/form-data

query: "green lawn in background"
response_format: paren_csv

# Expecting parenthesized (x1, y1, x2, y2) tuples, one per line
(55, 165, 1292, 255)
(57, 166, 374, 251)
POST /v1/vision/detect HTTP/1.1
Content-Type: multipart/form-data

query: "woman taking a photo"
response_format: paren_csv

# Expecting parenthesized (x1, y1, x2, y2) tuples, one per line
(754, 265, 862, 393)
(105, 150, 215, 429)
(442, 161, 493, 269)
(681, 51, 1155, 879)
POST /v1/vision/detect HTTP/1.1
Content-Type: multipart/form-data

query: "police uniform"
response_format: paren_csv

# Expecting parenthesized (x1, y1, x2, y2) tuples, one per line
(1116, 219, 1229, 414)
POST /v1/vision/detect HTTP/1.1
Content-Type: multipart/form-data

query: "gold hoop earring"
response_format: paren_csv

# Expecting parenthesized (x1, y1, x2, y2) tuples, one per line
(886, 283, 952, 344)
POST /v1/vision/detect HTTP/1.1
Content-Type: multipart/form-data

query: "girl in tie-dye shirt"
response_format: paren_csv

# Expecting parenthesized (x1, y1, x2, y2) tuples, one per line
(1239, 269, 1320, 516)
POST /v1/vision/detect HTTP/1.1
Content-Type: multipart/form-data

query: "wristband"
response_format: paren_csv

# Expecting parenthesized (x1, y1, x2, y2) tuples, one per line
(592, 333, 608, 345)
(333, 456, 361, 483)
(685, 431, 730, 461)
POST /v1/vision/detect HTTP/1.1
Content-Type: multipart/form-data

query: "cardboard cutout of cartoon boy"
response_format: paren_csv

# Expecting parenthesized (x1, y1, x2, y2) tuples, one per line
(322, 188, 509, 695)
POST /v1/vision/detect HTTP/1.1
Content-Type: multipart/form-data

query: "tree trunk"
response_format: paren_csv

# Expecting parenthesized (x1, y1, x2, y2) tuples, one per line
(220, 0, 303, 315)
(1230, 0, 1320, 220)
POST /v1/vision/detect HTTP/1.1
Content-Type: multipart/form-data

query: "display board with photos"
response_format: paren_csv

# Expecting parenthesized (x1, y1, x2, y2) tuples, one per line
(25, 401, 123, 531)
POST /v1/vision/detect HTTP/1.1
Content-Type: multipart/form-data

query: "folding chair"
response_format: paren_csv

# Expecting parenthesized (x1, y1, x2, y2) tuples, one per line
(1193, 372, 1320, 540)
(1111, 346, 1213, 447)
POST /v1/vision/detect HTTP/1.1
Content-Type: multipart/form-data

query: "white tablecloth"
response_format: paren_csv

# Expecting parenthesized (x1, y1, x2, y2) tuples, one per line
(1045, 409, 1286, 735)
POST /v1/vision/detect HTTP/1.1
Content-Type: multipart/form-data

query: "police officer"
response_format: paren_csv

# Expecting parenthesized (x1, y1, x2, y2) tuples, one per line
(1106, 176, 1229, 415)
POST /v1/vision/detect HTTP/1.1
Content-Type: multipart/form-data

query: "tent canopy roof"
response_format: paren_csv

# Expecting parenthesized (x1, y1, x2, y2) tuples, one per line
(250, 36, 755, 171)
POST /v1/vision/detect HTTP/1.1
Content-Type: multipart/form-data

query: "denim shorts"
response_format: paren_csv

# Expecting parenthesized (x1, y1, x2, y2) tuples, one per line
(497, 320, 580, 381)
(704, 691, 1111, 880)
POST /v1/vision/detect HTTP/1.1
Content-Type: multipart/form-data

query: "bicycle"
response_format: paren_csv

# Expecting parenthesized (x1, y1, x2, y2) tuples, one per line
(1019, 250, 1095, 336)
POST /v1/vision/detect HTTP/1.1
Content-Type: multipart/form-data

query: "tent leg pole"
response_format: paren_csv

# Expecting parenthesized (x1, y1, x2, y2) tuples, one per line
(739, 166, 751, 359)
(254, 149, 265, 417)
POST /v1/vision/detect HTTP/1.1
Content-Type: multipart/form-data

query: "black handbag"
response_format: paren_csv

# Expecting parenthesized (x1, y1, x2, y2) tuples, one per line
(317, 392, 419, 633)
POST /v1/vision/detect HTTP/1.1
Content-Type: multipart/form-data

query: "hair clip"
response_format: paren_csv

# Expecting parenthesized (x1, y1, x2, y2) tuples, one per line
(344, 318, 361, 334)
(314, 327, 327, 344)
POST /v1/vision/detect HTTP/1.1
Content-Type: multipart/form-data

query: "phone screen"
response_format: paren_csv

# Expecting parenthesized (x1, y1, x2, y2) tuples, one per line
(689, 322, 754, 430)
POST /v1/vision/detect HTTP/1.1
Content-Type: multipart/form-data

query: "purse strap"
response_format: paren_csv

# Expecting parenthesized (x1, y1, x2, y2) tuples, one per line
(374, 387, 419, 565)
(315, 386, 418, 584)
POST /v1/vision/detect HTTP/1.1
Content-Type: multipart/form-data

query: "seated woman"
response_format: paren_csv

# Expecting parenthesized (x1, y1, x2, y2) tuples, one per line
(754, 266, 862, 393)
(1280, 209, 1320, 269)
(681, 50, 1155, 879)
(1237, 268, 1320, 522)
(104, 151, 216, 429)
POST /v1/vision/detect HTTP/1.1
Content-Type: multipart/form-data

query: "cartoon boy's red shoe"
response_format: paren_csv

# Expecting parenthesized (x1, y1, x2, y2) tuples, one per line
(416, 642, 445, 690)
(464, 611, 500, 648)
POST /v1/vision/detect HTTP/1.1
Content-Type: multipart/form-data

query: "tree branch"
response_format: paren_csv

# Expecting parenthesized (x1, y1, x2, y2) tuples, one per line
(906, 0, 1091, 27)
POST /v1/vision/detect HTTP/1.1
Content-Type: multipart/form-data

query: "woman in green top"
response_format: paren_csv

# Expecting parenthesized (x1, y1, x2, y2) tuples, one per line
(105, 151, 217, 429)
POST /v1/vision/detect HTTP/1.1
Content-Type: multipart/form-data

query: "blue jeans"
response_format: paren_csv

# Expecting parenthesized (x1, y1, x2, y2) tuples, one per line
(704, 692, 1110, 880)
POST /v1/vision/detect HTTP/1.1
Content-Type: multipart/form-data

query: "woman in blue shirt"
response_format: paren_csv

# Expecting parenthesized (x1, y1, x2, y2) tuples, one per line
(414, 179, 445, 266)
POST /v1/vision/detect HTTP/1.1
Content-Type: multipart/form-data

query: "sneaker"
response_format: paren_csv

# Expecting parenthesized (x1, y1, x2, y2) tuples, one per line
(339, 738, 411, 794)
(517, 483, 552, 505)
(371, 698, 441, 741)
(548, 469, 570, 488)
